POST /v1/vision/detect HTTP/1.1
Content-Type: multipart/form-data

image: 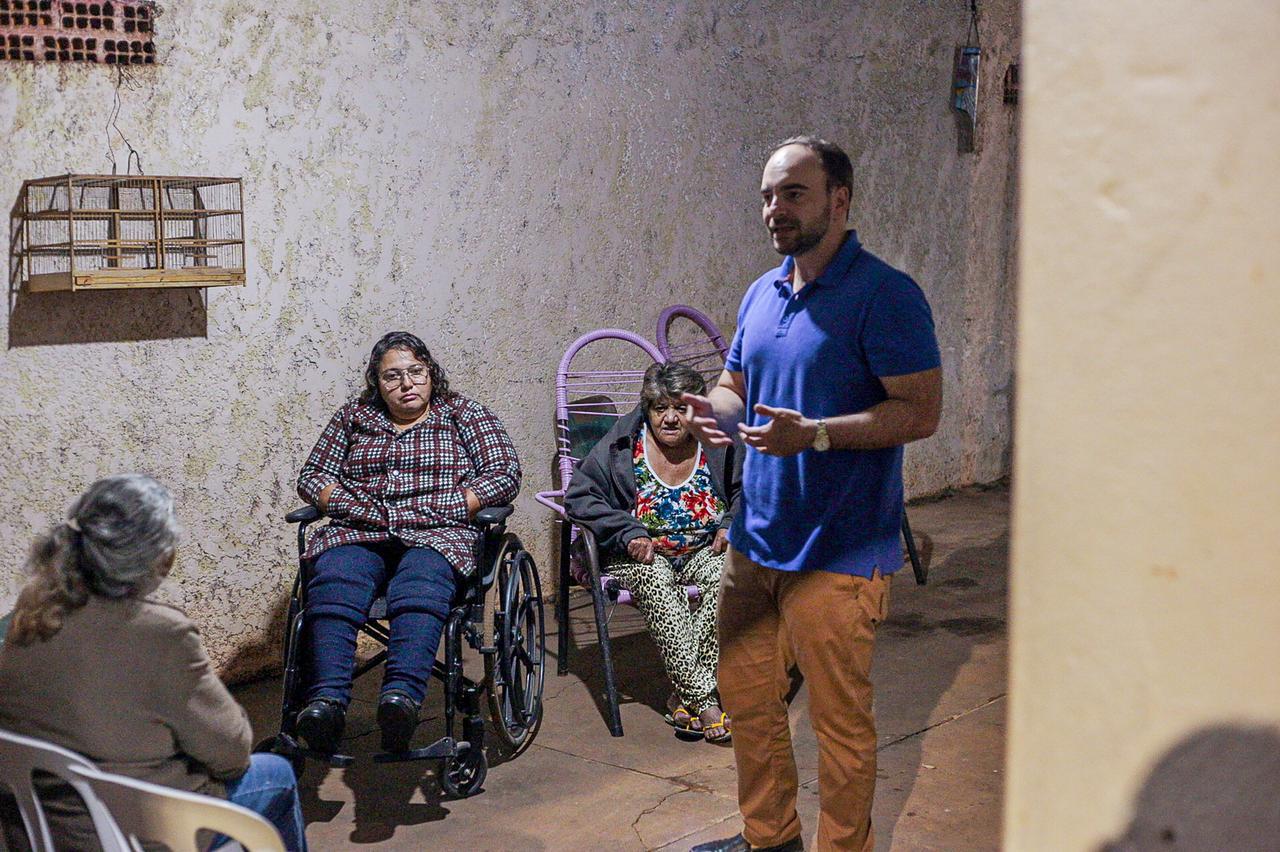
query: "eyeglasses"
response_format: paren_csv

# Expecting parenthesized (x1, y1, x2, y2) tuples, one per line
(379, 365, 430, 386)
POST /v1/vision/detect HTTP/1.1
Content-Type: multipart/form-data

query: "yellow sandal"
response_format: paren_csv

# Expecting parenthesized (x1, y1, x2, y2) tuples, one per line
(664, 696, 701, 733)
(701, 711, 732, 744)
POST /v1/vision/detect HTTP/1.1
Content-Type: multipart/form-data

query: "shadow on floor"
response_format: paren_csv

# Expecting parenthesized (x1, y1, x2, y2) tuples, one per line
(226, 486, 1012, 849)
(872, 529, 1009, 848)
(553, 591, 686, 735)
(235, 644, 529, 845)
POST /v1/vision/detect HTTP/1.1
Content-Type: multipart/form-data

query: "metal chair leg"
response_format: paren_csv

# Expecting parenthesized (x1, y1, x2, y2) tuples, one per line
(444, 611, 463, 742)
(557, 519, 571, 676)
(584, 551, 623, 737)
(903, 510, 927, 585)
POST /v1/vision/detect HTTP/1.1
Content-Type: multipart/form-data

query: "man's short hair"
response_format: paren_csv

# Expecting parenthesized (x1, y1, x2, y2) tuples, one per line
(767, 135, 853, 197)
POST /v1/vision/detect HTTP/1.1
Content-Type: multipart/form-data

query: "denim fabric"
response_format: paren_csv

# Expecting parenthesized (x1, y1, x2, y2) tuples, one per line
(305, 541, 456, 706)
(218, 753, 307, 851)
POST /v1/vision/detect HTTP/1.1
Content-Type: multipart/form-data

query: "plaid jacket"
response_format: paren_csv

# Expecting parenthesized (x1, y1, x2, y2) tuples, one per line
(297, 395, 521, 575)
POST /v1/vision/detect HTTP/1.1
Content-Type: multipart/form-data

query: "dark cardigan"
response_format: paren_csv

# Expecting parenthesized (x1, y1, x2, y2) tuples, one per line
(564, 405, 743, 556)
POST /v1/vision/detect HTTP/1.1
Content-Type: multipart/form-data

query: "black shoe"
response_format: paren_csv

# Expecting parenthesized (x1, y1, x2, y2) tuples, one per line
(295, 698, 345, 754)
(377, 690, 420, 753)
(690, 834, 803, 852)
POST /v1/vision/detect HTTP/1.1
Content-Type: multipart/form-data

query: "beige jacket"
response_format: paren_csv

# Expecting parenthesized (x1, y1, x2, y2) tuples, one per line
(0, 594, 252, 797)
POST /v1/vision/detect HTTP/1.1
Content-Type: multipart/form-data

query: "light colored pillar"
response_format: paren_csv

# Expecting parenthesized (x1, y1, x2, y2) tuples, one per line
(1007, 2, 1280, 849)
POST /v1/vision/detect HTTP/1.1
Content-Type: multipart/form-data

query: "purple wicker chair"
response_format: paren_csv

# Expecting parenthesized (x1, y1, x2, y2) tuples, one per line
(655, 304, 730, 383)
(654, 304, 931, 585)
(534, 328, 669, 737)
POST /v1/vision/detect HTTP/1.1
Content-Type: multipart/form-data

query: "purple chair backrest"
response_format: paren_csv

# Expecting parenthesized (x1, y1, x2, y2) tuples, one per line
(535, 329, 666, 521)
(553, 329, 666, 494)
(536, 328, 717, 605)
(655, 305, 729, 382)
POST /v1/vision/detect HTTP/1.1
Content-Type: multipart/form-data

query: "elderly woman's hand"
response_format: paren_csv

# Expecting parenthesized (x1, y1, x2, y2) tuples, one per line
(711, 528, 729, 554)
(627, 537, 655, 564)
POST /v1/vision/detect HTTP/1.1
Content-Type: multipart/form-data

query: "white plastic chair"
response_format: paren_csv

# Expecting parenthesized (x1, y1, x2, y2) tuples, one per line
(0, 727, 129, 852)
(68, 764, 286, 852)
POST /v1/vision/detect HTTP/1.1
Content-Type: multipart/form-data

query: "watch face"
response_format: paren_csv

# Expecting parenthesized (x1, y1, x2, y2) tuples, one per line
(814, 421, 830, 451)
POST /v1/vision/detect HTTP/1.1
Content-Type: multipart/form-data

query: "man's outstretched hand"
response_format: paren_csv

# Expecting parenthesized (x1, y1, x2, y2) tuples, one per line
(738, 403, 818, 456)
(680, 392, 735, 447)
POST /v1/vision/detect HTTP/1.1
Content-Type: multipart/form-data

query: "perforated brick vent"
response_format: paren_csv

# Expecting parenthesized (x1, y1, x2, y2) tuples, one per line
(0, 0, 155, 63)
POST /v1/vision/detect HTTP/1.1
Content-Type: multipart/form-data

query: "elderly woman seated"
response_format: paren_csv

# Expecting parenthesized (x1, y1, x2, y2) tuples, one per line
(565, 362, 741, 742)
(0, 474, 307, 851)
(294, 331, 520, 754)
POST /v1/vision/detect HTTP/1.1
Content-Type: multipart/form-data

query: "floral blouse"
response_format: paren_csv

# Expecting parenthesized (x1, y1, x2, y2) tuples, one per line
(632, 425, 725, 561)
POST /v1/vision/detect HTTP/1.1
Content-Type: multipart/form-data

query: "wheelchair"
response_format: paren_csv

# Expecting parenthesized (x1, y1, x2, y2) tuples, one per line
(257, 503, 546, 798)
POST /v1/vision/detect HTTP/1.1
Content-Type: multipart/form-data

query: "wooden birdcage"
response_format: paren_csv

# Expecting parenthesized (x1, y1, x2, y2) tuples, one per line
(12, 174, 245, 291)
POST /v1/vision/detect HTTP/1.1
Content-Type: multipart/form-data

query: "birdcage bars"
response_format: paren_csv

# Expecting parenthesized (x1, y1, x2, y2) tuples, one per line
(15, 174, 245, 291)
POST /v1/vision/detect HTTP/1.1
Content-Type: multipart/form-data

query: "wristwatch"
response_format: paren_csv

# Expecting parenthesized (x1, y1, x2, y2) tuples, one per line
(812, 418, 831, 452)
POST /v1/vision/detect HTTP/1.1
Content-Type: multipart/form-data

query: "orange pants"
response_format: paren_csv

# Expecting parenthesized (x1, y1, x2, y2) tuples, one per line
(718, 548, 890, 852)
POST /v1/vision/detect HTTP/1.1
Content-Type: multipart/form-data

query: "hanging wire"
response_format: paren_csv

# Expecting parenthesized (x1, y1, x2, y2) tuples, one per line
(104, 66, 145, 175)
(966, 0, 982, 47)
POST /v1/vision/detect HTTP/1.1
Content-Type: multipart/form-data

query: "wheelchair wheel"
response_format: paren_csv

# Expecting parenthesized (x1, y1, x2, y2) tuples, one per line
(486, 548, 546, 754)
(440, 744, 487, 798)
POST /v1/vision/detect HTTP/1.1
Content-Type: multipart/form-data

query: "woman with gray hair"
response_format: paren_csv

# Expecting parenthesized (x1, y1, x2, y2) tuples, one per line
(0, 474, 307, 851)
(566, 363, 742, 742)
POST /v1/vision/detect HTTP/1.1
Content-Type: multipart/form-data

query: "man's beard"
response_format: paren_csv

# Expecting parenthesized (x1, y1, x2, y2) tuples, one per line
(770, 203, 831, 256)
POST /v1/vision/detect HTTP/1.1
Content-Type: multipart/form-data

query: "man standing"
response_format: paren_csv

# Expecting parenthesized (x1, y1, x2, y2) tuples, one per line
(686, 137, 942, 852)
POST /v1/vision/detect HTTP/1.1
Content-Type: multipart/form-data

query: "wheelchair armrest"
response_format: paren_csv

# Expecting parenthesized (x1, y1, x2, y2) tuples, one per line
(475, 505, 514, 527)
(285, 505, 322, 524)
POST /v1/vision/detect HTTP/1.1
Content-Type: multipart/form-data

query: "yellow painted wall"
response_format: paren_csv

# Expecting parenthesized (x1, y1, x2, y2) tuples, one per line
(1007, 1, 1280, 848)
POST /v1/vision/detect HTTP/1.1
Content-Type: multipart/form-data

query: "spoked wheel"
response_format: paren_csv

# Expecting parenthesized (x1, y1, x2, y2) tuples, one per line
(440, 744, 488, 798)
(487, 547, 546, 754)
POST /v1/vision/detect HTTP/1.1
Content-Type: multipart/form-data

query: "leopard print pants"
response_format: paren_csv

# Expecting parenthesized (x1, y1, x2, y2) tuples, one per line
(606, 545, 724, 714)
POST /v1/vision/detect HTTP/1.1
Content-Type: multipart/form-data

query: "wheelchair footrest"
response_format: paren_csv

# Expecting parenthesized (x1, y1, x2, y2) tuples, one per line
(272, 733, 355, 768)
(372, 736, 465, 763)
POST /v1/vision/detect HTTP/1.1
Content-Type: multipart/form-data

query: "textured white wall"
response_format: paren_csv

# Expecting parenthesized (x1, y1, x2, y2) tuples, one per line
(0, 0, 1019, 678)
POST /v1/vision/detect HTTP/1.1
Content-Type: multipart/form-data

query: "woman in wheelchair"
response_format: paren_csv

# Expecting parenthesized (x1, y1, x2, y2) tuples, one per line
(565, 362, 740, 743)
(294, 331, 520, 755)
(0, 475, 307, 851)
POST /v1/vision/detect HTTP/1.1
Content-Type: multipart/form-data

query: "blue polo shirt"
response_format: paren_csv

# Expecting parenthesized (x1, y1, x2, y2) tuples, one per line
(725, 230, 940, 576)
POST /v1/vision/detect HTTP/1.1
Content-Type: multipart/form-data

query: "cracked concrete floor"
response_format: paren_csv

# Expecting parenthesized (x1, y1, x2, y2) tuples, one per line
(232, 485, 1008, 851)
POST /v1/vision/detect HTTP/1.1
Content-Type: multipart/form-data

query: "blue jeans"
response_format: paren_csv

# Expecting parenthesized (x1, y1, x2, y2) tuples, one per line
(219, 753, 306, 851)
(305, 542, 456, 706)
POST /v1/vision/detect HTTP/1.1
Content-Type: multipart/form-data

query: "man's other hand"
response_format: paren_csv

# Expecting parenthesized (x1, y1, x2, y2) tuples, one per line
(739, 403, 818, 456)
